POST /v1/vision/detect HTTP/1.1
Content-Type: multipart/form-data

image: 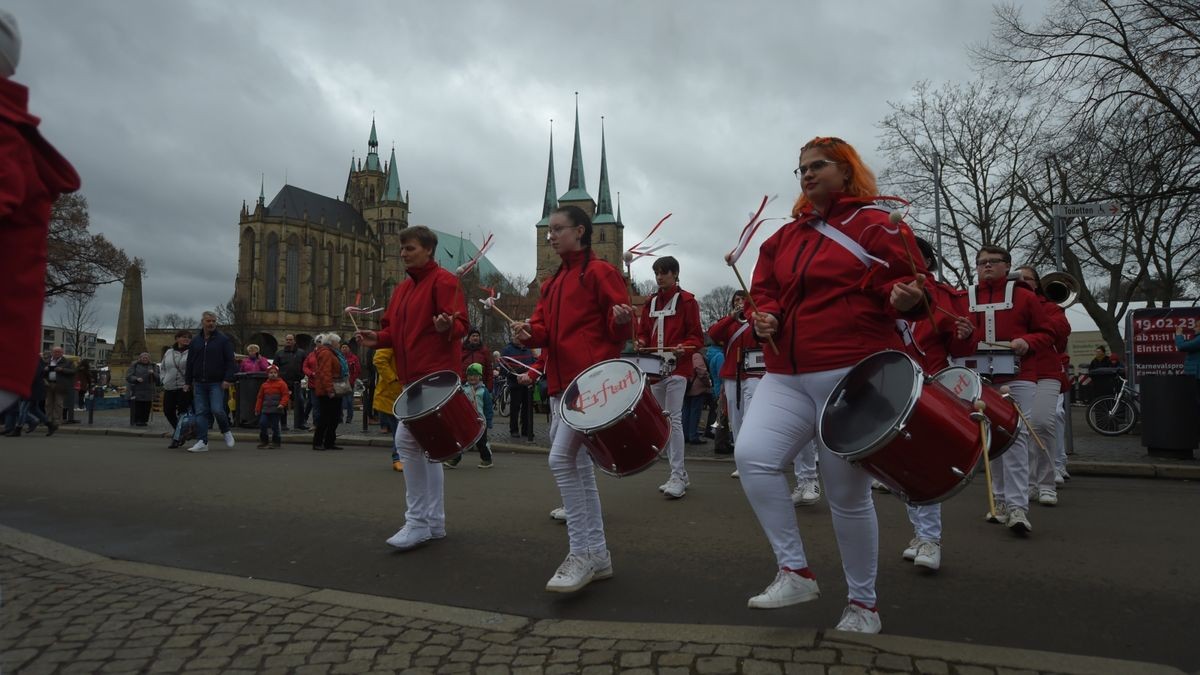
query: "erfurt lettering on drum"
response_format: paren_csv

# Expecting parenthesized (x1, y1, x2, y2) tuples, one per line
(569, 369, 638, 414)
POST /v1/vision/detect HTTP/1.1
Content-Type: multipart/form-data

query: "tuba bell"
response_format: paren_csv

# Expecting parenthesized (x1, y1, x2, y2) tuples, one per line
(1041, 271, 1079, 308)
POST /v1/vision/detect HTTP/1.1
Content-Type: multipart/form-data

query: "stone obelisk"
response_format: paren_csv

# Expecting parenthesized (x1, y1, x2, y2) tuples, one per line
(109, 264, 146, 384)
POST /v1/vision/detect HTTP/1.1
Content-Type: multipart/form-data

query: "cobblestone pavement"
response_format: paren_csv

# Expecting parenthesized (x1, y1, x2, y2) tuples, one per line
(0, 533, 1182, 675)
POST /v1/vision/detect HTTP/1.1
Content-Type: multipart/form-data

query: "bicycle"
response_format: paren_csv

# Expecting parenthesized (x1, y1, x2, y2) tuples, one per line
(1085, 374, 1140, 436)
(493, 377, 510, 417)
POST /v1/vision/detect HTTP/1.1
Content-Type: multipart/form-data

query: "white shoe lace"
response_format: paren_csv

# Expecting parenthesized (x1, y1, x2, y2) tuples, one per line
(916, 541, 938, 559)
(553, 554, 590, 581)
(837, 605, 873, 631)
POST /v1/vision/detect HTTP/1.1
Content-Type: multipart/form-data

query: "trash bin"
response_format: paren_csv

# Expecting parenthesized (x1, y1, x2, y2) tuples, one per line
(1140, 374, 1199, 459)
(235, 372, 268, 428)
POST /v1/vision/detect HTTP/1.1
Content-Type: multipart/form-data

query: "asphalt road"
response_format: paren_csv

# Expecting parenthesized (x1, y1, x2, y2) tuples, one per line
(1, 434, 1197, 670)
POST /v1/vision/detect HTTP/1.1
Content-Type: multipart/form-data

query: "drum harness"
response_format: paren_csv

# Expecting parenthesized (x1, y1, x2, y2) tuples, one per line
(967, 280, 1016, 348)
(727, 318, 753, 410)
(648, 290, 680, 365)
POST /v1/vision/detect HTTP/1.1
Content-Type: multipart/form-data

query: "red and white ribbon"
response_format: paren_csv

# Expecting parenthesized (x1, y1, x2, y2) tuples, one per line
(625, 213, 673, 264)
(501, 355, 542, 378)
(456, 233, 496, 277)
(726, 195, 782, 266)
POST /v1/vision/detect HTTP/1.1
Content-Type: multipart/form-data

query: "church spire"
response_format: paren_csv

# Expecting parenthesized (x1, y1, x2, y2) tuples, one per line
(344, 154, 355, 200)
(616, 191, 622, 225)
(558, 93, 592, 203)
(593, 117, 616, 224)
(364, 118, 381, 172)
(258, 173, 265, 206)
(383, 145, 403, 202)
(537, 120, 557, 226)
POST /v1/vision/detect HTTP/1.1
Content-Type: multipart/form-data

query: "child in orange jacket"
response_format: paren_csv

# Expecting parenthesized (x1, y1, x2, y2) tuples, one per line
(255, 365, 291, 448)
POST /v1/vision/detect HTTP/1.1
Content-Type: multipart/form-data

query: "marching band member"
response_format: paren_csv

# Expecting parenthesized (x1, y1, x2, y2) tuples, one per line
(357, 226, 469, 551)
(1015, 266, 1071, 506)
(954, 247, 1054, 534)
(737, 136, 930, 634)
(636, 256, 705, 499)
(895, 238, 974, 571)
(511, 205, 635, 593)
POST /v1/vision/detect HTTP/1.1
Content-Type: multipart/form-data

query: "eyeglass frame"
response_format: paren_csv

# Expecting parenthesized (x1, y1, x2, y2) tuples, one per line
(793, 159, 840, 179)
(975, 258, 1008, 267)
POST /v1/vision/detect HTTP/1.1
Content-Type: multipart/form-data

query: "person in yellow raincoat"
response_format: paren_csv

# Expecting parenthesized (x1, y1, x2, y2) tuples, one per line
(373, 348, 404, 472)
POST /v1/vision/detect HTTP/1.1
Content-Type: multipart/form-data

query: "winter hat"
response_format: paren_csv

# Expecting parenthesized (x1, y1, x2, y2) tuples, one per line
(0, 11, 19, 77)
(267, 364, 279, 374)
(467, 327, 481, 338)
(466, 362, 484, 377)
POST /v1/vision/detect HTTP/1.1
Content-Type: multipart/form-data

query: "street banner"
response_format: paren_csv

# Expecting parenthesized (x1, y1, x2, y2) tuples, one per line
(1126, 307, 1200, 382)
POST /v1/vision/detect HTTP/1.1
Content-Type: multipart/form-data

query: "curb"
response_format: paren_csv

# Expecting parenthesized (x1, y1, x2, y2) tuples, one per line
(56, 426, 1200, 479)
(0, 525, 1183, 675)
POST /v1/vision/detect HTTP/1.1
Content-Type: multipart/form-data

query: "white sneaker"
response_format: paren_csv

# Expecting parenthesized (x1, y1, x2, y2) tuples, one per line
(902, 537, 920, 561)
(385, 525, 432, 550)
(549, 506, 566, 522)
(1054, 469, 1065, 485)
(1006, 508, 1032, 534)
(747, 569, 819, 609)
(545, 553, 601, 593)
(871, 479, 890, 493)
(730, 469, 740, 478)
(223, 431, 235, 448)
(835, 604, 882, 634)
(430, 526, 446, 540)
(187, 440, 209, 453)
(985, 502, 1008, 524)
(1061, 468, 1071, 481)
(657, 480, 669, 493)
(1038, 488, 1058, 506)
(1028, 485, 1038, 501)
(663, 476, 687, 499)
(791, 479, 821, 506)
(914, 540, 941, 571)
(590, 550, 614, 580)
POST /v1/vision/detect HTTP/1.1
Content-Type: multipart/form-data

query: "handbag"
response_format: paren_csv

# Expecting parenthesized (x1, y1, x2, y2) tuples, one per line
(333, 378, 353, 396)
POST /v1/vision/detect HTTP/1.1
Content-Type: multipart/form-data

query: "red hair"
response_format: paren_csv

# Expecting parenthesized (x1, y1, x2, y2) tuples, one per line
(791, 136, 878, 216)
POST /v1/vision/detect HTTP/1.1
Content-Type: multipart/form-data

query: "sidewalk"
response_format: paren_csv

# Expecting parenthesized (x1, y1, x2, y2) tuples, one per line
(0, 525, 1183, 675)
(61, 407, 1200, 481)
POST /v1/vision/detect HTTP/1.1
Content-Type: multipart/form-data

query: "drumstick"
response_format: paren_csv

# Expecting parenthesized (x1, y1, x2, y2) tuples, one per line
(636, 345, 697, 352)
(483, 300, 516, 325)
(622, 252, 638, 347)
(935, 305, 967, 322)
(999, 385, 1054, 461)
(728, 261, 780, 355)
(975, 400, 998, 519)
(893, 215, 938, 326)
(983, 340, 1012, 349)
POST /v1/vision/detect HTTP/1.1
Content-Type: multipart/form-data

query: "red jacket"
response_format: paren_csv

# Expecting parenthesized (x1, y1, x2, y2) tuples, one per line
(636, 285, 704, 379)
(254, 378, 292, 415)
(311, 347, 341, 397)
(343, 351, 361, 385)
(376, 260, 469, 385)
(1039, 298, 1071, 386)
(525, 249, 630, 397)
(302, 350, 318, 380)
(750, 194, 927, 374)
(708, 313, 762, 381)
(0, 79, 80, 398)
(951, 277, 1055, 383)
(898, 280, 967, 373)
(461, 344, 493, 389)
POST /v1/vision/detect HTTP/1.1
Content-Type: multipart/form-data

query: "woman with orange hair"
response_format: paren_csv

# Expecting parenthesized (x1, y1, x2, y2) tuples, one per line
(735, 137, 930, 633)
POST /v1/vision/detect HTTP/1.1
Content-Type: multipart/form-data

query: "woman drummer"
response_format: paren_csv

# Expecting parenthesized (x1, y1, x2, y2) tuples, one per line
(510, 205, 635, 593)
(736, 136, 930, 633)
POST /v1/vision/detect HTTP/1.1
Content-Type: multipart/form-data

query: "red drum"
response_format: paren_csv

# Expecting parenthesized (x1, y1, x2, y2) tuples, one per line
(819, 351, 984, 505)
(620, 351, 677, 383)
(933, 367, 1019, 461)
(392, 371, 485, 462)
(561, 359, 671, 477)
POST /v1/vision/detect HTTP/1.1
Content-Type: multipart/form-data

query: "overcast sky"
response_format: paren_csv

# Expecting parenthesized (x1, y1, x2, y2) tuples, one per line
(13, 0, 1046, 341)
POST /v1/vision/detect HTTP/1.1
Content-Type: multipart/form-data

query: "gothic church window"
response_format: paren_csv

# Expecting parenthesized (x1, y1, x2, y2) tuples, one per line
(265, 233, 279, 311)
(285, 235, 300, 312)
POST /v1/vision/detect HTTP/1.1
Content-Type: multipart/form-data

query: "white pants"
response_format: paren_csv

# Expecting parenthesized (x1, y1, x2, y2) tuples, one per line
(992, 380, 1033, 509)
(394, 423, 446, 534)
(1054, 394, 1068, 472)
(1027, 378, 1061, 492)
(726, 377, 816, 480)
(906, 504, 942, 543)
(734, 369, 878, 606)
(548, 396, 608, 556)
(651, 375, 687, 481)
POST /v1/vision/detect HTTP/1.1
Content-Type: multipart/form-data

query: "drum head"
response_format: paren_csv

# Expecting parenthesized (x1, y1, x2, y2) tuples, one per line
(820, 351, 921, 458)
(934, 367, 982, 402)
(392, 371, 461, 420)
(561, 359, 645, 431)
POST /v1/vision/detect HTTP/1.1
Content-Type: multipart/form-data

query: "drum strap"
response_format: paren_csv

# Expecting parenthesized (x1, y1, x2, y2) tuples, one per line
(811, 221, 889, 270)
(648, 291, 681, 353)
(968, 281, 1015, 344)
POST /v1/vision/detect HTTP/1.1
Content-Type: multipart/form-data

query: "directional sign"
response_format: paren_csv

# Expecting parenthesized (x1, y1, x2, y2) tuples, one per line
(1052, 202, 1122, 218)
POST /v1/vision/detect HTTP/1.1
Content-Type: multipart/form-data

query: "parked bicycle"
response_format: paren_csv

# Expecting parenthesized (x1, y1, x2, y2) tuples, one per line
(493, 374, 510, 418)
(1086, 374, 1140, 436)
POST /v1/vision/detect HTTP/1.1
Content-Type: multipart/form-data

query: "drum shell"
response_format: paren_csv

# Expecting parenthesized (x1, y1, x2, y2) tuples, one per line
(581, 387, 671, 477)
(400, 387, 485, 462)
(979, 384, 1019, 461)
(855, 382, 983, 504)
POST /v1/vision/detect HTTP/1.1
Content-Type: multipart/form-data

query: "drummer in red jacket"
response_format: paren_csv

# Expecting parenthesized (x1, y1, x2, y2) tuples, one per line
(952, 246, 1054, 534)
(357, 226, 469, 552)
(738, 136, 929, 634)
(511, 205, 635, 594)
(635, 256, 705, 499)
(1015, 265, 1071, 507)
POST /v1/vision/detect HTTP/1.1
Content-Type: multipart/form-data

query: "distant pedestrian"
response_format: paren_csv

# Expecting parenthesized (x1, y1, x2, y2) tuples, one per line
(303, 335, 324, 426)
(340, 343, 361, 423)
(372, 347, 404, 472)
(160, 330, 192, 445)
(460, 328, 493, 391)
(239, 344, 270, 373)
(272, 334, 307, 431)
(446, 362, 493, 468)
(74, 358, 92, 412)
(254, 364, 290, 449)
(44, 346, 75, 424)
(682, 351, 711, 445)
(501, 335, 536, 440)
(311, 333, 344, 451)
(184, 311, 237, 453)
(125, 352, 158, 426)
(3, 352, 53, 436)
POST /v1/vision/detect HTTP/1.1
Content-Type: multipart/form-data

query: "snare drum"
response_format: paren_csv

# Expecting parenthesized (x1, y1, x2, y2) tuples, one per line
(741, 348, 766, 375)
(951, 348, 1020, 376)
(620, 351, 677, 383)
(392, 371, 485, 463)
(561, 359, 671, 477)
(932, 367, 1019, 461)
(818, 351, 984, 505)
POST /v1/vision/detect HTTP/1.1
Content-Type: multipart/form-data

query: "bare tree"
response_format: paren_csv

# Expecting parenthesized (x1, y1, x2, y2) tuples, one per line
(145, 312, 192, 330)
(45, 193, 142, 302)
(55, 292, 98, 357)
(214, 295, 254, 351)
(697, 285, 739, 327)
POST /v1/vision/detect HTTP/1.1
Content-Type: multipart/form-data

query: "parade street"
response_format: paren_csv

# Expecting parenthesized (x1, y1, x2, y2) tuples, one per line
(1, 434, 1197, 671)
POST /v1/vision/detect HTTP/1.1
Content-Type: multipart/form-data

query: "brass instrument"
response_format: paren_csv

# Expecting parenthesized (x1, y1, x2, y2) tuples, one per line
(1041, 271, 1079, 308)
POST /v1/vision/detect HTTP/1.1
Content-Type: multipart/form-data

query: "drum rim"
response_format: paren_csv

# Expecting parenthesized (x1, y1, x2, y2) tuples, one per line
(817, 350, 923, 460)
(392, 370, 463, 422)
(560, 358, 649, 433)
(933, 366, 983, 402)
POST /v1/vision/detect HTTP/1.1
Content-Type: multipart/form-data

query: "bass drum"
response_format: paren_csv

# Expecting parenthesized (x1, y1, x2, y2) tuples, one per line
(393, 371, 485, 462)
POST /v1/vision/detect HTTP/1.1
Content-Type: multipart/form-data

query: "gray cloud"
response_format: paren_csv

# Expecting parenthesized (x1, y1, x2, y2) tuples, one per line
(13, 0, 1044, 340)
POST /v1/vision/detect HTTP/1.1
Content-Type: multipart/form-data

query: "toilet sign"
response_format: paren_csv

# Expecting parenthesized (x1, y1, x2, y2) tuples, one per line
(1052, 202, 1122, 218)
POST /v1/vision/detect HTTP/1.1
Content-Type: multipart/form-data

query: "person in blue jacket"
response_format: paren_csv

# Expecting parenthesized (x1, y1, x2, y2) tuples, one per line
(184, 311, 238, 453)
(1176, 324, 1200, 414)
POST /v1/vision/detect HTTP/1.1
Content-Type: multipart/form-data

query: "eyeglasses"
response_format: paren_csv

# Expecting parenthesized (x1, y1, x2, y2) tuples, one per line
(976, 258, 1007, 267)
(794, 159, 839, 179)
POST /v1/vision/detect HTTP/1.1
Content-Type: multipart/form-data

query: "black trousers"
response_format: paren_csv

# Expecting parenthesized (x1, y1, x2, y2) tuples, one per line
(162, 388, 192, 429)
(313, 395, 341, 448)
(132, 400, 152, 425)
(508, 383, 533, 438)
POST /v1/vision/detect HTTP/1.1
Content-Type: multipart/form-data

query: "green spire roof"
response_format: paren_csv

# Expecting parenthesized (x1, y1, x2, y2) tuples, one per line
(594, 118, 616, 224)
(364, 118, 381, 172)
(559, 95, 592, 203)
(368, 118, 378, 149)
(258, 174, 265, 204)
(383, 147, 403, 202)
(537, 122, 557, 226)
(344, 155, 355, 200)
(616, 191, 622, 225)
